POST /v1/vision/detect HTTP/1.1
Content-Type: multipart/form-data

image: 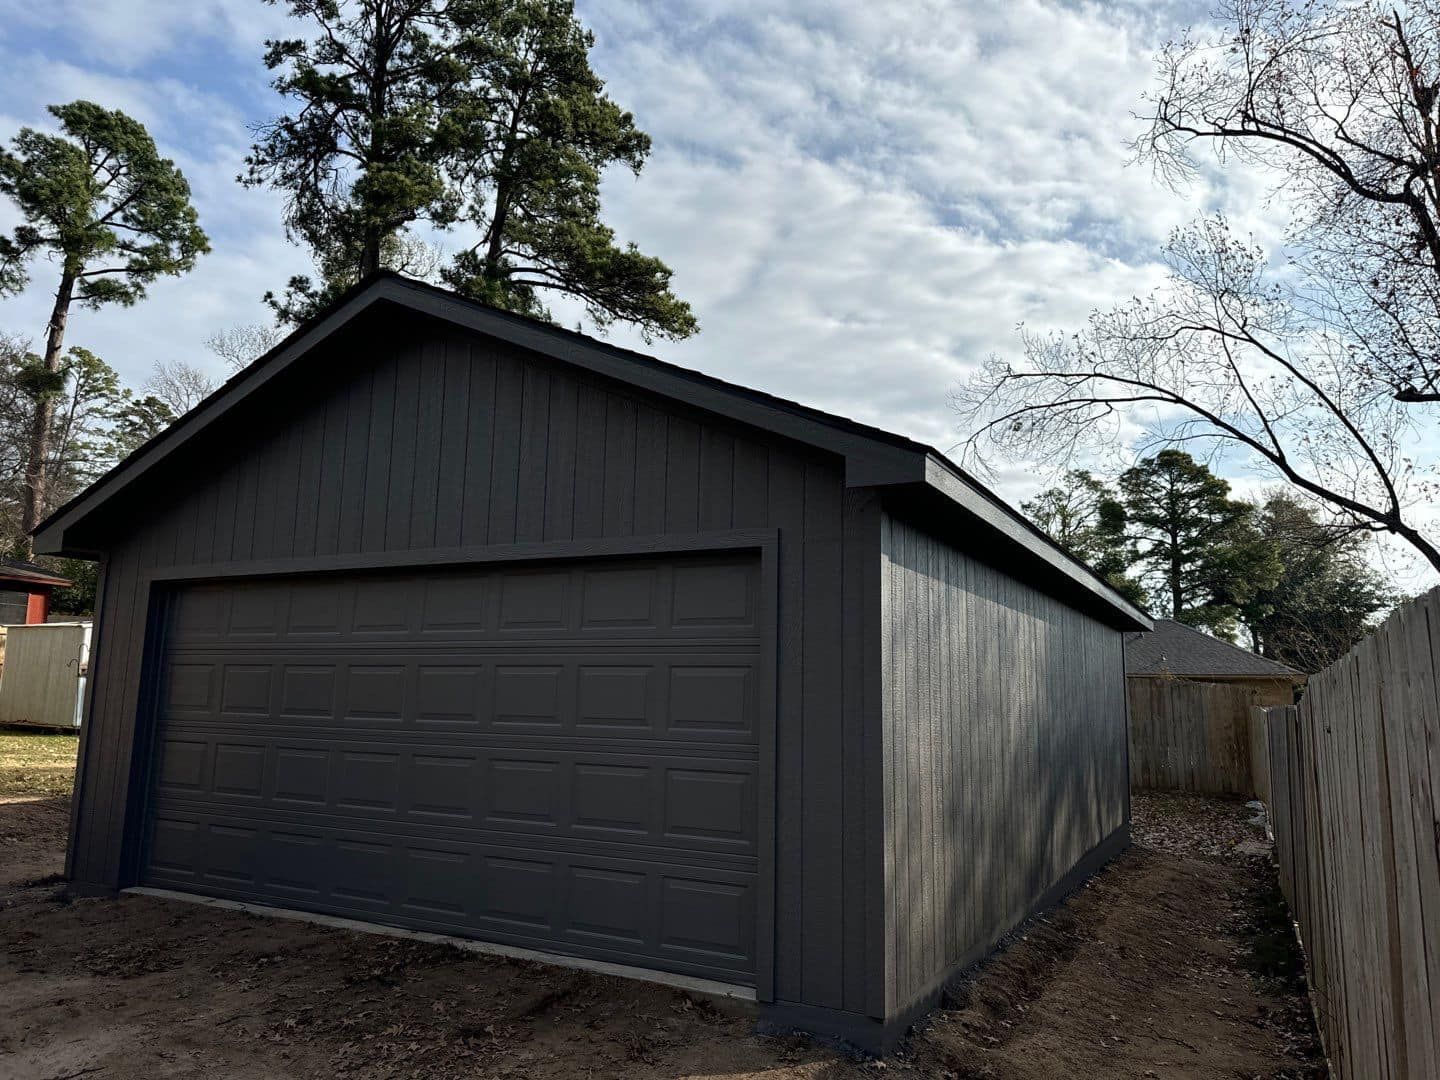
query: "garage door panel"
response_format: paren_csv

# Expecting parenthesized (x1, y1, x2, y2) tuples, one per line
(286, 579, 347, 637)
(273, 745, 329, 804)
(153, 733, 756, 858)
(579, 566, 661, 629)
(156, 736, 207, 792)
(165, 557, 761, 649)
(212, 742, 266, 798)
(169, 585, 227, 641)
(163, 662, 217, 714)
(671, 560, 758, 629)
(220, 664, 272, 715)
(146, 804, 762, 888)
(143, 553, 763, 985)
(481, 855, 555, 929)
(415, 663, 486, 725)
(268, 831, 325, 896)
(143, 808, 758, 979)
(160, 651, 759, 744)
(661, 877, 755, 964)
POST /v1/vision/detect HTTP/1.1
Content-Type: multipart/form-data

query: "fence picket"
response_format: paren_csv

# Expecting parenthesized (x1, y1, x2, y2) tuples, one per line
(1128, 677, 1269, 796)
(1258, 587, 1440, 1080)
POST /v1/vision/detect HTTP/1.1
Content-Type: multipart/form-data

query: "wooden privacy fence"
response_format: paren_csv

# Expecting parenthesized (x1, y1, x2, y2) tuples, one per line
(1128, 677, 1263, 795)
(1257, 589, 1440, 1080)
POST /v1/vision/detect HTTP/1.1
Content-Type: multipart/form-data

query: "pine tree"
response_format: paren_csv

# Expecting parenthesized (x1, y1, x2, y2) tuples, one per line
(1022, 469, 1144, 606)
(246, 0, 695, 340)
(0, 101, 207, 552)
(1113, 450, 1278, 635)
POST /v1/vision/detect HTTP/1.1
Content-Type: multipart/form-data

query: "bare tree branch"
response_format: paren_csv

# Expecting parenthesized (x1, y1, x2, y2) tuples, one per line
(954, 217, 1440, 573)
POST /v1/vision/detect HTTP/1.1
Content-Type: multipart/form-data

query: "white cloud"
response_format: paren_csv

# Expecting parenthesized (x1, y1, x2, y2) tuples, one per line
(579, 0, 1211, 444)
(10, 0, 1428, 591)
(0, 0, 287, 69)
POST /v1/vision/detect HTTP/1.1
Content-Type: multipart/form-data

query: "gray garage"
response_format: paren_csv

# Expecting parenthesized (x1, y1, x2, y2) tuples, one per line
(36, 273, 1149, 1051)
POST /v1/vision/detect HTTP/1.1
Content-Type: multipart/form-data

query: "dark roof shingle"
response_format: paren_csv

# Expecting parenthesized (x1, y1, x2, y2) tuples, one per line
(1124, 619, 1302, 678)
(0, 559, 71, 588)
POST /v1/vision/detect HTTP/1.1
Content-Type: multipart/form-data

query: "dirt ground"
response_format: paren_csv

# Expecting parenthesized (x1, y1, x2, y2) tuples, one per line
(1, 737, 1323, 1079)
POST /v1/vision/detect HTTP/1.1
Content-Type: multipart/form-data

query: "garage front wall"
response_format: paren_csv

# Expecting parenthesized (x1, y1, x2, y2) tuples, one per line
(67, 312, 878, 1015)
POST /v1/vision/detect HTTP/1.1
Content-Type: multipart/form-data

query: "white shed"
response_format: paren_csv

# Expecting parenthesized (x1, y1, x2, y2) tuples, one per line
(0, 621, 91, 729)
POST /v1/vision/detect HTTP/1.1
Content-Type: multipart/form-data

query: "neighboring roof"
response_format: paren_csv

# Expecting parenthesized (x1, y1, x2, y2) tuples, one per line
(0, 559, 71, 589)
(32, 272, 1150, 632)
(1125, 619, 1302, 678)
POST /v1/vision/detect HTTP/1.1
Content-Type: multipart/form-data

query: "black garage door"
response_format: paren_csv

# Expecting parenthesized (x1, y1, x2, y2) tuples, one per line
(139, 553, 762, 985)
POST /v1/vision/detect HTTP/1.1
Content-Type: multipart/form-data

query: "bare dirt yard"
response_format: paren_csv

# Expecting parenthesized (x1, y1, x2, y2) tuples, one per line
(1, 729, 1323, 1079)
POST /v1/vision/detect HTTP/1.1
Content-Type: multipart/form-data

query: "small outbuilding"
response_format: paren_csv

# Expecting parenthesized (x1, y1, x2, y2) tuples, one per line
(1126, 619, 1304, 706)
(1125, 619, 1304, 798)
(0, 558, 71, 625)
(36, 274, 1149, 1051)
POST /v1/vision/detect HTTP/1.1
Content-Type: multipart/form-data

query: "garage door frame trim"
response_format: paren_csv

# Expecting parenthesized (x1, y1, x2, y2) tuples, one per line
(117, 528, 780, 1001)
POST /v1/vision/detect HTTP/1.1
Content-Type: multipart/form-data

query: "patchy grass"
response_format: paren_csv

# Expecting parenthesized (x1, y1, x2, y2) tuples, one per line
(0, 728, 77, 799)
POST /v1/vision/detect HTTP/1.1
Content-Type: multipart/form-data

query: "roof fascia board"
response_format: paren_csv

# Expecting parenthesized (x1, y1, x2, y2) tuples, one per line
(30, 274, 1150, 633)
(39, 276, 926, 557)
(32, 286, 394, 554)
(921, 454, 1152, 630)
(389, 280, 922, 486)
(0, 572, 70, 587)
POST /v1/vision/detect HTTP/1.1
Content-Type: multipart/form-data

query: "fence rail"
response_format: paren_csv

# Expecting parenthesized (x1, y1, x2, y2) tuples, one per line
(1257, 589, 1440, 1080)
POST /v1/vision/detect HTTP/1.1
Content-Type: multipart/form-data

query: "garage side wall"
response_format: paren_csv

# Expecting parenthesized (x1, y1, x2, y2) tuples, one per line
(878, 511, 1128, 1020)
(63, 313, 878, 1019)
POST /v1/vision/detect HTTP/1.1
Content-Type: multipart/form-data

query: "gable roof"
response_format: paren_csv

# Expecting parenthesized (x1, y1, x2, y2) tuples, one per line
(0, 559, 71, 589)
(32, 272, 1150, 631)
(1125, 619, 1302, 678)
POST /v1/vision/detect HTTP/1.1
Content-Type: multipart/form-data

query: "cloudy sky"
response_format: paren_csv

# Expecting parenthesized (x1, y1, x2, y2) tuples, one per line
(1, 0, 1430, 584)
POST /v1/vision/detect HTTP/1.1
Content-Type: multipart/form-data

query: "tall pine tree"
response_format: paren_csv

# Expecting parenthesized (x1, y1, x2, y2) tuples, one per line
(0, 101, 207, 554)
(246, 0, 695, 340)
(1112, 450, 1277, 636)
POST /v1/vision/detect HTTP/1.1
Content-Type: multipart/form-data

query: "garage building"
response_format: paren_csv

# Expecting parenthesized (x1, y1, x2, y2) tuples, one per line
(35, 273, 1150, 1051)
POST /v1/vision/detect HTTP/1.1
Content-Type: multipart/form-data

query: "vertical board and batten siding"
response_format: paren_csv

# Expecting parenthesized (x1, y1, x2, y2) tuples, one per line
(1257, 587, 1440, 1080)
(66, 313, 876, 1016)
(878, 513, 1128, 1017)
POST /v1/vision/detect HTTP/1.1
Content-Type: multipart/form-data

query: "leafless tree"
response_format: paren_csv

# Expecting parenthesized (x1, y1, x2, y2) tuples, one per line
(955, 217, 1440, 573)
(144, 358, 216, 415)
(1141, 0, 1440, 404)
(956, 0, 1440, 574)
(205, 323, 284, 373)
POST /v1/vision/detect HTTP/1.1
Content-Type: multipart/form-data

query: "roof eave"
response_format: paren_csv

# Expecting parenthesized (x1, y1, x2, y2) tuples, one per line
(29, 274, 1152, 633)
(32, 282, 402, 557)
(0, 572, 71, 588)
(917, 456, 1152, 631)
(33, 276, 923, 556)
